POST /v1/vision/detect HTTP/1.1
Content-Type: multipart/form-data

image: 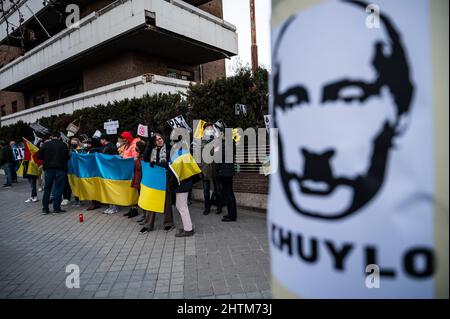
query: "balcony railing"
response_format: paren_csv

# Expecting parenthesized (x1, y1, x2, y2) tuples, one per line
(0, 74, 191, 126)
(0, 0, 238, 91)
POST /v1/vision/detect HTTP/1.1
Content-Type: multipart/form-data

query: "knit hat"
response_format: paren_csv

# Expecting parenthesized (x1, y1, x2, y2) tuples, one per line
(120, 131, 133, 144)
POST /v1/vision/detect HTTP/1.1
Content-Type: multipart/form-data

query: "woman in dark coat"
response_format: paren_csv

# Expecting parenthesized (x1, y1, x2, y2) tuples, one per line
(140, 133, 175, 233)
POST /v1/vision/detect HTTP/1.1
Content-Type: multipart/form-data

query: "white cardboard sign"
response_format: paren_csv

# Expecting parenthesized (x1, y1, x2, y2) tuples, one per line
(269, 0, 435, 298)
(137, 124, 148, 137)
(167, 115, 191, 132)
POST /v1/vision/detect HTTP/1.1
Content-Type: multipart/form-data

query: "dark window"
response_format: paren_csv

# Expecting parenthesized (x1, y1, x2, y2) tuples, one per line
(1, 105, 5, 116)
(167, 68, 194, 81)
(60, 85, 81, 99)
(34, 94, 46, 106)
(12, 101, 17, 113)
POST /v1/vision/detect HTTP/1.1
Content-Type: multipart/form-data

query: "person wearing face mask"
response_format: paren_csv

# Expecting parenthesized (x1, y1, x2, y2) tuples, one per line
(120, 131, 140, 159)
(199, 123, 223, 215)
(116, 137, 125, 156)
(140, 133, 175, 233)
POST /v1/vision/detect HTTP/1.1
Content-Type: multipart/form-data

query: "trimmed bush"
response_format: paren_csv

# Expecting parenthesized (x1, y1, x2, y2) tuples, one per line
(0, 67, 268, 142)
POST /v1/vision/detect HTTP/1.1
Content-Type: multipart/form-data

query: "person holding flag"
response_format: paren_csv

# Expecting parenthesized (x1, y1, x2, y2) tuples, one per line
(140, 133, 175, 233)
(168, 130, 203, 237)
(19, 138, 43, 203)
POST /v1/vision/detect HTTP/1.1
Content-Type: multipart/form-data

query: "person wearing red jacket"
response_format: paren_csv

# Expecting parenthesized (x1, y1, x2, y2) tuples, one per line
(120, 131, 140, 159)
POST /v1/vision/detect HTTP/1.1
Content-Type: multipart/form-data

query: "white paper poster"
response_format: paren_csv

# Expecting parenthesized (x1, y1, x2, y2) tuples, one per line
(235, 103, 248, 116)
(104, 120, 119, 135)
(137, 124, 148, 137)
(12, 147, 24, 161)
(32, 131, 41, 146)
(29, 121, 49, 134)
(264, 115, 272, 133)
(167, 115, 191, 132)
(59, 132, 69, 143)
(92, 130, 102, 138)
(269, 0, 436, 298)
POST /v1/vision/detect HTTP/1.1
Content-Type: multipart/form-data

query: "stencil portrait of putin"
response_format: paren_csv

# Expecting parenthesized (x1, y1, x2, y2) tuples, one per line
(272, 0, 414, 220)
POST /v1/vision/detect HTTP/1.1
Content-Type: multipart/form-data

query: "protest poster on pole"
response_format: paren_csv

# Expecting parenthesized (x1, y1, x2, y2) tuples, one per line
(12, 146, 24, 161)
(32, 131, 41, 146)
(92, 130, 102, 139)
(60, 132, 69, 144)
(104, 120, 119, 135)
(29, 121, 49, 135)
(66, 121, 80, 137)
(235, 103, 248, 116)
(137, 124, 148, 137)
(264, 115, 272, 133)
(167, 115, 191, 132)
(269, 0, 448, 298)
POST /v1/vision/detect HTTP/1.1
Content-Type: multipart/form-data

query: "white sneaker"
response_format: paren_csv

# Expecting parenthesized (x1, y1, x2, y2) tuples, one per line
(31, 197, 38, 202)
(25, 197, 33, 203)
(108, 206, 119, 214)
(103, 207, 112, 214)
(61, 199, 69, 206)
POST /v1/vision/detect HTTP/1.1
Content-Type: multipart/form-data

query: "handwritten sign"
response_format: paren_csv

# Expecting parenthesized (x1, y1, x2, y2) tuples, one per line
(167, 115, 191, 132)
(104, 120, 119, 135)
(137, 124, 148, 137)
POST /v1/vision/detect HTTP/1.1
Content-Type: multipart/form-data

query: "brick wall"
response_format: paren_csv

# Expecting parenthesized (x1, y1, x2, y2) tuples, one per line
(193, 172, 269, 195)
(201, 59, 226, 82)
(192, 172, 269, 210)
(83, 52, 139, 91)
(83, 51, 200, 91)
(198, 1, 226, 81)
(0, 45, 25, 117)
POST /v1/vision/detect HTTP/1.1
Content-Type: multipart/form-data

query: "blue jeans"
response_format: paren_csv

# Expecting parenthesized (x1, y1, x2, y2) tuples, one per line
(43, 169, 66, 210)
(10, 162, 18, 182)
(2, 164, 12, 186)
(203, 178, 223, 209)
(28, 176, 37, 197)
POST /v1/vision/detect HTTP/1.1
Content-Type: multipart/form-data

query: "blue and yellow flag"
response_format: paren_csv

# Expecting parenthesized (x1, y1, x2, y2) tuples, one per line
(169, 148, 202, 184)
(68, 152, 138, 206)
(138, 163, 166, 213)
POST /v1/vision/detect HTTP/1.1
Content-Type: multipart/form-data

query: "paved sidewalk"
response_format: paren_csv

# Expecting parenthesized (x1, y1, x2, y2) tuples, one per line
(0, 179, 271, 299)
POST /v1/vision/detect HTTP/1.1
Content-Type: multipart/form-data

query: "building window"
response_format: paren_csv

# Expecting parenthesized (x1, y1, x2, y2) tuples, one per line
(0, 105, 5, 117)
(34, 94, 46, 106)
(12, 101, 17, 113)
(167, 68, 194, 81)
(60, 85, 81, 99)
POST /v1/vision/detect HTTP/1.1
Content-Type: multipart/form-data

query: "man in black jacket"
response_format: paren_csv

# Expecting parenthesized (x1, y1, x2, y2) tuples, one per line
(0, 140, 14, 188)
(36, 132, 70, 214)
(215, 132, 237, 222)
(100, 134, 118, 155)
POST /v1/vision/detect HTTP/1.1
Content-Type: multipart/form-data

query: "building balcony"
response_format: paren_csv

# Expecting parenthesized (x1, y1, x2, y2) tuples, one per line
(0, 0, 238, 92)
(0, 73, 191, 126)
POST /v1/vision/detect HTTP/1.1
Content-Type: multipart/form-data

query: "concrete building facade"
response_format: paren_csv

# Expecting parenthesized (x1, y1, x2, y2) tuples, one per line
(0, 0, 237, 126)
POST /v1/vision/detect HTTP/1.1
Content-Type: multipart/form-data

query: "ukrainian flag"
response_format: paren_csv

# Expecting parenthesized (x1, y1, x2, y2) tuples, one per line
(68, 152, 138, 206)
(138, 163, 167, 213)
(169, 148, 202, 184)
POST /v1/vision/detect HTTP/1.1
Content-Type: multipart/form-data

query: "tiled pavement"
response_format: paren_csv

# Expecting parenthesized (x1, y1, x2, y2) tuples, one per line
(0, 179, 271, 299)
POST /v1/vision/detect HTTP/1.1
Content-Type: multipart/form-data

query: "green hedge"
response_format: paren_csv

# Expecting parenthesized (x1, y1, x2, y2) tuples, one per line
(0, 67, 268, 142)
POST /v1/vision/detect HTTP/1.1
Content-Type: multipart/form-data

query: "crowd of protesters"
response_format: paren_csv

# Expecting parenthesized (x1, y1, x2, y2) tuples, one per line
(0, 122, 238, 238)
